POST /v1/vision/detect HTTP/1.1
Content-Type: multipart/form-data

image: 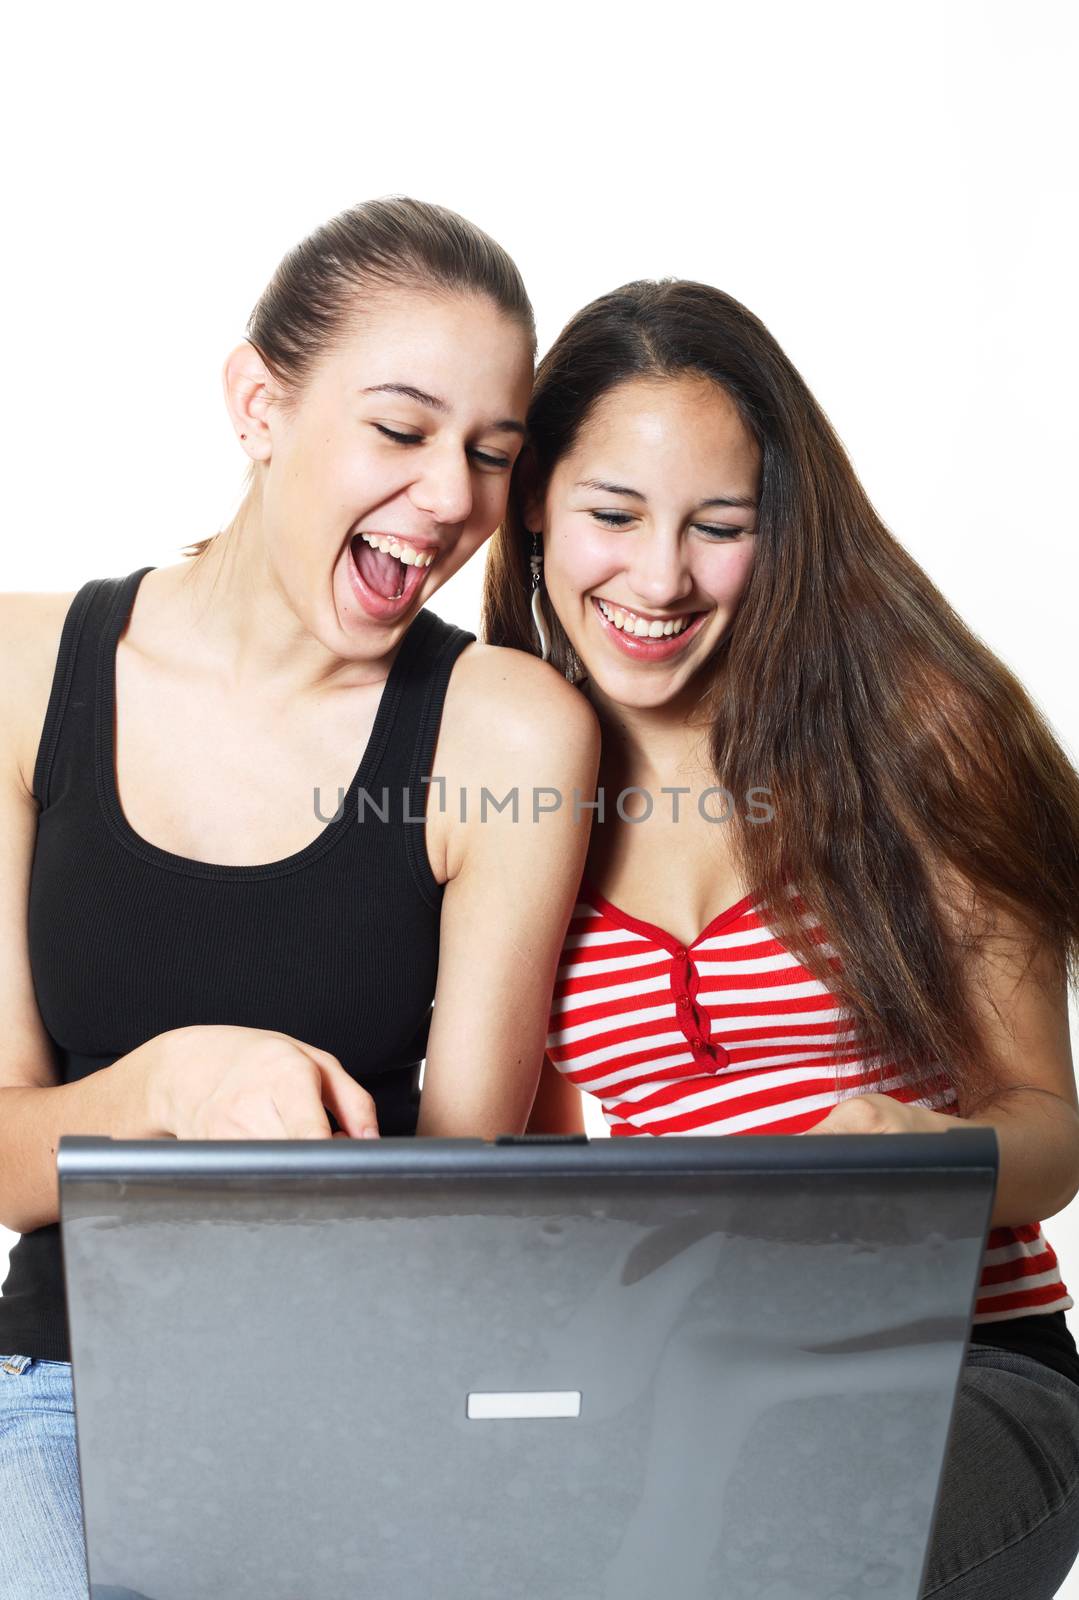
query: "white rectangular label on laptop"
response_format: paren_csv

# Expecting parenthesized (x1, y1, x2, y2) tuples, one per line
(467, 1390, 582, 1420)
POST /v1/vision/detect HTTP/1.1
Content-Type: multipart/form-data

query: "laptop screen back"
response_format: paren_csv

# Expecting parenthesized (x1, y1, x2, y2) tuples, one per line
(59, 1131, 997, 1600)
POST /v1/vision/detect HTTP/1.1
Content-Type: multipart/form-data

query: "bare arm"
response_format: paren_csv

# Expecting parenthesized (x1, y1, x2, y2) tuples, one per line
(0, 595, 377, 1236)
(417, 653, 601, 1138)
(525, 1055, 587, 1136)
(823, 890, 1079, 1227)
(967, 1090, 1079, 1228)
(0, 593, 167, 1231)
(911, 694, 1079, 1225)
(951, 893, 1079, 1227)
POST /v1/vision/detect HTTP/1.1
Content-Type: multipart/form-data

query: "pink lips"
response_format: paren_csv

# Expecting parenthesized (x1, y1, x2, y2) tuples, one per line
(590, 596, 708, 661)
(345, 536, 430, 622)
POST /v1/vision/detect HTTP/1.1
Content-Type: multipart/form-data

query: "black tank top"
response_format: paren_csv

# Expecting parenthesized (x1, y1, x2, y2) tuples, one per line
(0, 567, 475, 1362)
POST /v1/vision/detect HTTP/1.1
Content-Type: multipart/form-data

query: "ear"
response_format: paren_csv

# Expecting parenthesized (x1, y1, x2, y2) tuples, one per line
(221, 340, 277, 461)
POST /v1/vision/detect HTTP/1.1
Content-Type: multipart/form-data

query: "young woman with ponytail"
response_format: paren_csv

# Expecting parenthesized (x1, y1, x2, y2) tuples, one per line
(0, 197, 598, 1597)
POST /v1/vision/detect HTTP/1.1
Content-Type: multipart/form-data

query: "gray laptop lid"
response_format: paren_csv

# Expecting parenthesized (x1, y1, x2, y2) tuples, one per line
(59, 1130, 997, 1600)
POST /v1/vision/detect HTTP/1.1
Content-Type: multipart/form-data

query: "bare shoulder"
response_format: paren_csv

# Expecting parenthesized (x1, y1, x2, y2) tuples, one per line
(425, 644, 600, 887)
(0, 591, 79, 795)
(445, 641, 600, 762)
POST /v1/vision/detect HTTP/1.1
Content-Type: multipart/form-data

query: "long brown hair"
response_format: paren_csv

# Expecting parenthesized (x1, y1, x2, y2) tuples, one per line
(183, 195, 535, 561)
(483, 279, 1079, 1114)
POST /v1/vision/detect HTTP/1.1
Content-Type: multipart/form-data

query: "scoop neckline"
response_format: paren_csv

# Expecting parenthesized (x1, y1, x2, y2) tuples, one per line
(577, 872, 758, 953)
(94, 566, 432, 880)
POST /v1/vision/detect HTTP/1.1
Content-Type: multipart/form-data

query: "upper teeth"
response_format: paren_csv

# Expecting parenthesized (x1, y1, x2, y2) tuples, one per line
(358, 532, 436, 568)
(596, 599, 694, 637)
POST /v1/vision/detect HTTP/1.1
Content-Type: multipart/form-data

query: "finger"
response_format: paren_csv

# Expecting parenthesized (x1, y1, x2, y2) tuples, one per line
(319, 1062, 380, 1140)
(270, 1087, 333, 1141)
(266, 1040, 348, 1138)
(277, 1039, 380, 1139)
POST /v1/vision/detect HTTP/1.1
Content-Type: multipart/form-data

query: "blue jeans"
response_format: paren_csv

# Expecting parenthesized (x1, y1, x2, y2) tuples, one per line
(0, 1355, 86, 1600)
(2, 1344, 1079, 1599)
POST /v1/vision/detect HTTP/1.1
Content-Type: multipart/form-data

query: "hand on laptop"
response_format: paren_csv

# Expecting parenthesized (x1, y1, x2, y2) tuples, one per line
(804, 1092, 958, 1136)
(143, 1024, 381, 1141)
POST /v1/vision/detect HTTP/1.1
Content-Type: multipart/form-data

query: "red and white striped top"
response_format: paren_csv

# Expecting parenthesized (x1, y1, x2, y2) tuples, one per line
(546, 876, 1072, 1326)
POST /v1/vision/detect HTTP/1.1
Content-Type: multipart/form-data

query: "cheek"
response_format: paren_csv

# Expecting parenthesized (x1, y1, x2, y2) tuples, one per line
(705, 542, 757, 607)
(454, 524, 498, 565)
(334, 448, 412, 523)
(547, 524, 613, 594)
(475, 473, 513, 527)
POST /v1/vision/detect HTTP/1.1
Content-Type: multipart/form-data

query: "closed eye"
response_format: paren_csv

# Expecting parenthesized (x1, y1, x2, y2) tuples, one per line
(374, 424, 510, 472)
(591, 511, 746, 540)
(374, 424, 424, 446)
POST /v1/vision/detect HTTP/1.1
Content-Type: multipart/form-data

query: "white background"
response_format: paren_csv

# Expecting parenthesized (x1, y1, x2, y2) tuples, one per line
(2, 0, 1077, 1585)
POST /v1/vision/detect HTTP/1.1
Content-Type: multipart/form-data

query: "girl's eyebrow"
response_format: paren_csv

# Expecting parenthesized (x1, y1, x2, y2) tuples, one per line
(576, 477, 758, 510)
(362, 382, 525, 436)
(364, 381, 448, 410)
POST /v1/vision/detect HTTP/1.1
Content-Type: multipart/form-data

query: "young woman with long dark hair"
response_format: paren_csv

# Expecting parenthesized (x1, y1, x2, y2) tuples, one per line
(483, 279, 1079, 1598)
(0, 197, 599, 1598)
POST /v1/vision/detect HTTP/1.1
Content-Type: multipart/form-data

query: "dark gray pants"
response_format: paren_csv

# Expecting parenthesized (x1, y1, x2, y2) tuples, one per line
(920, 1342, 1079, 1598)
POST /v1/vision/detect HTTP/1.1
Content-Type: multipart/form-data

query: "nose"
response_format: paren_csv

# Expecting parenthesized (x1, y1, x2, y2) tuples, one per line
(625, 526, 695, 610)
(409, 439, 474, 527)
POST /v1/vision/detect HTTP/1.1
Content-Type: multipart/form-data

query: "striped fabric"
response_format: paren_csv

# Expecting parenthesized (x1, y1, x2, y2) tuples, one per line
(546, 877, 1072, 1326)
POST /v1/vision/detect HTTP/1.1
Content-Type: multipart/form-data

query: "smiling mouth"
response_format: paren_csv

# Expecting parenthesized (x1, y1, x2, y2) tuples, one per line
(357, 531, 437, 569)
(351, 532, 438, 602)
(594, 597, 704, 637)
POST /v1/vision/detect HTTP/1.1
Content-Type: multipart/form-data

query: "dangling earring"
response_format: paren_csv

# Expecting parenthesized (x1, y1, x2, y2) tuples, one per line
(529, 530, 551, 663)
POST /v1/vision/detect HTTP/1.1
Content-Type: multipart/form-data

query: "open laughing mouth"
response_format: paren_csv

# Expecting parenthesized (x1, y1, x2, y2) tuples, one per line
(590, 595, 709, 659)
(347, 531, 439, 620)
